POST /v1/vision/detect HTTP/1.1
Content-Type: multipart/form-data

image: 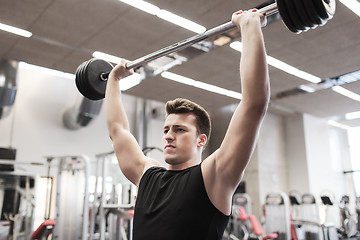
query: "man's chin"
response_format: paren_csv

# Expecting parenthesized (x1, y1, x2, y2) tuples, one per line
(164, 158, 175, 165)
(164, 156, 180, 165)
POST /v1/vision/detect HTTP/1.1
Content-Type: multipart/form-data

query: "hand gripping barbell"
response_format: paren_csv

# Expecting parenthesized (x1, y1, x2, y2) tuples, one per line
(75, 0, 336, 101)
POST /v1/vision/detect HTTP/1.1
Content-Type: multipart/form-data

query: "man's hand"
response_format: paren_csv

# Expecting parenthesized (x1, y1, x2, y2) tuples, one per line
(109, 58, 134, 81)
(231, 9, 267, 29)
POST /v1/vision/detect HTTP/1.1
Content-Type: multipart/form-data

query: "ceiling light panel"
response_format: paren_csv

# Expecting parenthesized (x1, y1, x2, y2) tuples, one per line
(119, 0, 160, 15)
(161, 72, 242, 99)
(230, 41, 321, 83)
(0, 23, 32, 38)
(339, 0, 360, 17)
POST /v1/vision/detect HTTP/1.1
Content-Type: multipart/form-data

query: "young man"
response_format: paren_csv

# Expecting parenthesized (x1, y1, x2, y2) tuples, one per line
(105, 9, 270, 240)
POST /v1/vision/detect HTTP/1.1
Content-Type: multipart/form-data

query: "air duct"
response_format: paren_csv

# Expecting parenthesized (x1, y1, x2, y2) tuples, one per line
(0, 59, 18, 119)
(63, 97, 103, 130)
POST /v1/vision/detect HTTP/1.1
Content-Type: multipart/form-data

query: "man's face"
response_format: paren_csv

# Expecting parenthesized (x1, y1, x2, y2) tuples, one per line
(162, 113, 202, 166)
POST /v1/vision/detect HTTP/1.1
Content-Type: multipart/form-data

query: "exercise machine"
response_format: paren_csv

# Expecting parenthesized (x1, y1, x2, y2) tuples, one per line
(31, 219, 55, 240)
(44, 155, 90, 240)
(264, 192, 291, 240)
(0, 160, 38, 240)
(337, 195, 359, 238)
(89, 151, 135, 240)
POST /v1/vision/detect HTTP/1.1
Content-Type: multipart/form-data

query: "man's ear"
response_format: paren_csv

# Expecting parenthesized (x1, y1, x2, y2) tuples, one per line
(198, 134, 207, 147)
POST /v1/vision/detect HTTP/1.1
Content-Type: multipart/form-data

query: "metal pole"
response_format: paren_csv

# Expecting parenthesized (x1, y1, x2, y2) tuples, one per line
(99, 2, 278, 79)
(89, 155, 102, 240)
(100, 156, 106, 240)
(80, 155, 90, 240)
(126, 2, 278, 70)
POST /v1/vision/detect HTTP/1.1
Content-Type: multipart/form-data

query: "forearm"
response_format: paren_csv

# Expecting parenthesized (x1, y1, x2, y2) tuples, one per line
(239, 16, 270, 107)
(104, 77, 130, 134)
(105, 60, 134, 136)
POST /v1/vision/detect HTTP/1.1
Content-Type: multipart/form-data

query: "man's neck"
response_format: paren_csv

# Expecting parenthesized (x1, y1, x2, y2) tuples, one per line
(168, 159, 201, 171)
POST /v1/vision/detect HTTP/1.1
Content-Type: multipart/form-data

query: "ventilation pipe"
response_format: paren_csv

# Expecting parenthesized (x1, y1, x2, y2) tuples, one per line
(63, 97, 103, 130)
(0, 59, 18, 119)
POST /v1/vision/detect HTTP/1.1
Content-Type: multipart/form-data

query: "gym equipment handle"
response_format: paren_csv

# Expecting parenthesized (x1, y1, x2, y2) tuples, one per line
(99, 2, 278, 81)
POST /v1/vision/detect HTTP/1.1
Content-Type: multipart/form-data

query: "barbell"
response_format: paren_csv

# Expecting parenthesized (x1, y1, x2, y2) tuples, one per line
(75, 0, 336, 101)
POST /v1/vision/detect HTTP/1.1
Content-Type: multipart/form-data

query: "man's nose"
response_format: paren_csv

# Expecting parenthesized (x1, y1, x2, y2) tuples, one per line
(165, 131, 175, 141)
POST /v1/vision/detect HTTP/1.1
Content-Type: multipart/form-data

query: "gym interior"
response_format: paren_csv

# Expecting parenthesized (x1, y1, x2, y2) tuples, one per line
(0, 0, 359, 239)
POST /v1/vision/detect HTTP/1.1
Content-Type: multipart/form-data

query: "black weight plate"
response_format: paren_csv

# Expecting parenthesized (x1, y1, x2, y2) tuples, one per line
(75, 63, 84, 92)
(80, 59, 101, 100)
(75, 60, 87, 87)
(82, 59, 104, 100)
(78, 61, 90, 92)
(80, 60, 99, 100)
(293, 0, 316, 28)
(314, 0, 336, 21)
(284, 0, 308, 32)
(313, 0, 331, 20)
(326, 0, 336, 17)
(84, 59, 113, 100)
(84, 58, 109, 100)
(75, 60, 93, 99)
(276, 0, 299, 33)
(302, 0, 326, 25)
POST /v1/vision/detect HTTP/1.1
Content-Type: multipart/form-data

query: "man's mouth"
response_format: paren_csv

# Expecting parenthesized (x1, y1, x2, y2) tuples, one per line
(164, 145, 175, 149)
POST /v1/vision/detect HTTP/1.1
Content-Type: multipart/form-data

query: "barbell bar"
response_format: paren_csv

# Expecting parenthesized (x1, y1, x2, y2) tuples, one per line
(101, 2, 278, 79)
(75, 0, 336, 101)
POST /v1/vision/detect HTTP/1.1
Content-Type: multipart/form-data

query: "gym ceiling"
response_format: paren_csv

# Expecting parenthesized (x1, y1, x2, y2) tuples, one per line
(0, 0, 359, 127)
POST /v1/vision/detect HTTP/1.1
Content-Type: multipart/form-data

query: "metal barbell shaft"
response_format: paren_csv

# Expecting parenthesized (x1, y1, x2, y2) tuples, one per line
(99, 2, 279, 81)
(76, 0, 335, 101)
(128, 2, 278, 69)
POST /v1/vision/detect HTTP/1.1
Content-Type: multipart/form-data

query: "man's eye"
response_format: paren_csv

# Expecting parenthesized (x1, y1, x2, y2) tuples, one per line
(163, 130, 169, 134)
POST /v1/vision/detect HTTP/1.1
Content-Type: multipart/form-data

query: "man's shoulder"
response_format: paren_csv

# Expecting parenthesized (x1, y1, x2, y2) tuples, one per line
(140, 163, 166, 182)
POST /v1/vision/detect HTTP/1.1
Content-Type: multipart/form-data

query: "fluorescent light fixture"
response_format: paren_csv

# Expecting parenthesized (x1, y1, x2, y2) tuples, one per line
(119, 73, 143, 91)
(118, 0, 206, 33)
(161, 71, 242, 99)
(152, 58, 185, 76)
(19, 61, 142, 92)
(0, 23, 32, 38)
(327, 120, 352, 130)
(339, 0, 360, 17)
(93, 51, 122, 64)
(0, 75, 5, 86)
(157, 10, 206, 34)
(119, 0, 160, 15)
(230, 41, 321, 83)
(19, 62, 75, 80)
(266, 56, 321, 83)
(299, 85, 316, 93)
(338, 70, 360, 83)
(229, 41, 243, 52)
(332, 86, 360, 102)
(345, 111, 360, 120)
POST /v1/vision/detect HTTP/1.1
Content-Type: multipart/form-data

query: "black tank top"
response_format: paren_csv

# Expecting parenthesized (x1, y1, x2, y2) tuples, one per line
(133, 164, 230, 240)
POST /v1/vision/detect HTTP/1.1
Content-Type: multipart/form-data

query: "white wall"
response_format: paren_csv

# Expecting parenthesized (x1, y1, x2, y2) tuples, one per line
(303, 114, 349, 199)
(244, 112, 289, 219)
(284, 113, 352, 199)
(285, 114, 311, 193)
(258, 112, 289, 200)
(0, 65, 139, 176)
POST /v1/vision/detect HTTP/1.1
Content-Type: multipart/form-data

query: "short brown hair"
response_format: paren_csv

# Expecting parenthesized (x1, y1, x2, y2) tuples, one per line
(165, 98, 211, 144)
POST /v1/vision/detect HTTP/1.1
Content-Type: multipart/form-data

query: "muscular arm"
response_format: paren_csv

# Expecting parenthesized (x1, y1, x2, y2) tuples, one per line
(202, 10, 270, 214)
(219, 9, 270, 185)
(105, 60, 160, 186)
